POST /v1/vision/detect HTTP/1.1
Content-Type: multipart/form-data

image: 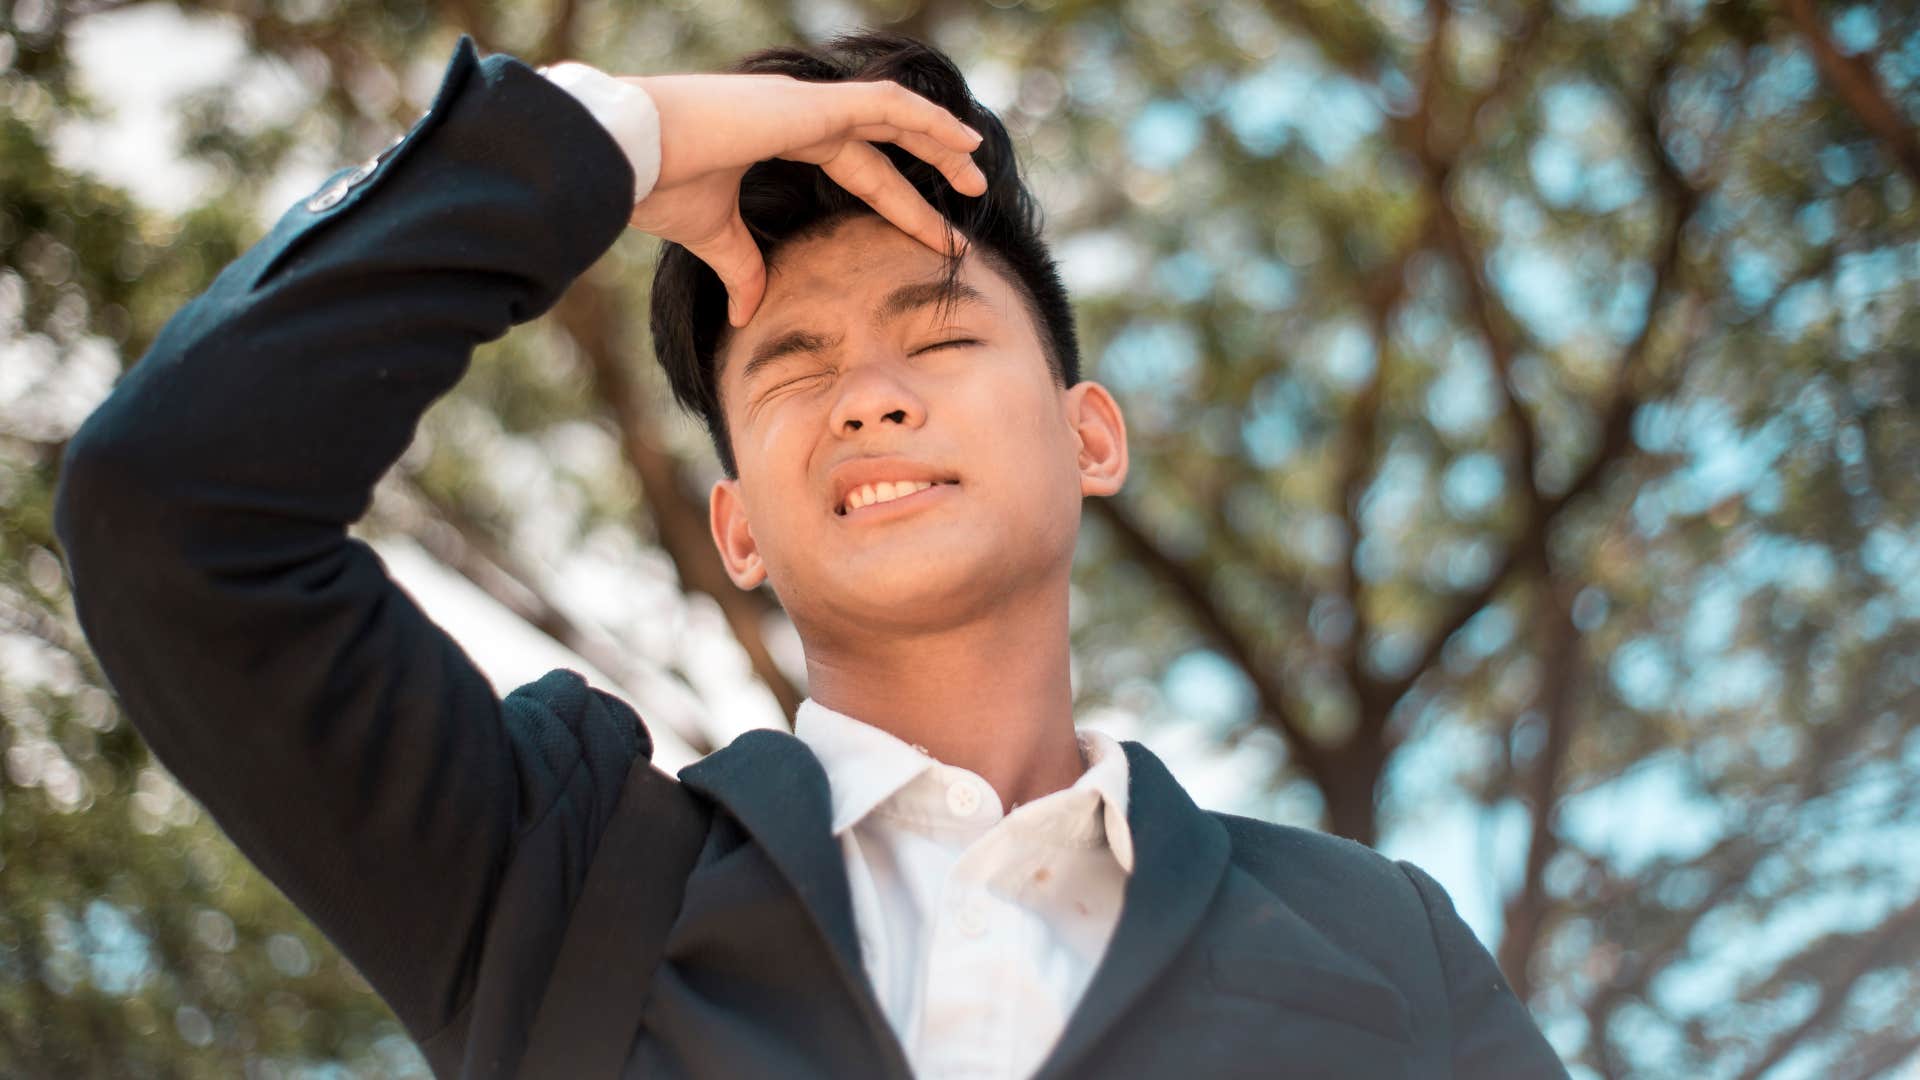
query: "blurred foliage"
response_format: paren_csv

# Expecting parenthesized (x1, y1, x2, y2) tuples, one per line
(2, 0, 1917, 1076)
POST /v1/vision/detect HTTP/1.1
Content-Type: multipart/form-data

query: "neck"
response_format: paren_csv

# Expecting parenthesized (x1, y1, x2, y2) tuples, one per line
(800, 583, 1084, 811)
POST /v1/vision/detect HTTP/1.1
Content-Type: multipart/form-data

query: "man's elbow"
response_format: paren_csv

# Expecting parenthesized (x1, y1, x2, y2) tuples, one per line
(54, 394, 177, 585)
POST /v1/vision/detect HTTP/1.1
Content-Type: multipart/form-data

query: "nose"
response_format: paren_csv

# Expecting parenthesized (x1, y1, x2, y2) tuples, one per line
(828, 359, 926, 435)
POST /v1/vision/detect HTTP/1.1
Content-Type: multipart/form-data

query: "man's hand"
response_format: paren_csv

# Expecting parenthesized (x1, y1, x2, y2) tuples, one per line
(618, 73, 989, 327)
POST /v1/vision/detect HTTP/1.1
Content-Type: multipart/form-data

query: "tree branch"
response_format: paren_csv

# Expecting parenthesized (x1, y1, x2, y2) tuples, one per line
(1733, 893, 1920, 1080)
(1377, 36, 1706, 718)
(382, 474, 715, 756)
(1334, 211, 1431, 728)
(1258, 0, 1393, 84)
(1450, 3, 1552, 158)
(1425, 172, 1544, 501)
(1580, 668, 1907, 1070)
(1779, 0, 1920, 187)
(557, 275, 806, 724)
(1089, 497, 1328, 780)
(1405, 0, 1451, 166)
(1326, 1, 1448, 723)
(1833, 1030, 1920, 1080)
(1497, 580, 1582, 999)
(1331, 322, 1386, 709)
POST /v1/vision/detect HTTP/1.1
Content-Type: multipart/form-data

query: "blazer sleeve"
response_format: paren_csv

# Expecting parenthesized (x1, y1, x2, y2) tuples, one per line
(1398, 862, 1571, 1078)
(52, 36, 644, 1042)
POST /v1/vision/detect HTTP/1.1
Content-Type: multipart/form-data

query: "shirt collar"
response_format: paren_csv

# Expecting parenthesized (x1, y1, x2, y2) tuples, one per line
(791, 698, 1134, 873)
(1074, 726, 1134, 873)
(792, 698, 938, 836)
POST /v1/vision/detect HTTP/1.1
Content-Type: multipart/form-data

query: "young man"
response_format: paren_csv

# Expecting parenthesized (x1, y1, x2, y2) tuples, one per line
(55, 28, 1567, 1080)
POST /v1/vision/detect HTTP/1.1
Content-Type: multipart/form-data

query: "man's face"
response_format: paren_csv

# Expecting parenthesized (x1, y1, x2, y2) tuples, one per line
(707, 213, 1126, 641)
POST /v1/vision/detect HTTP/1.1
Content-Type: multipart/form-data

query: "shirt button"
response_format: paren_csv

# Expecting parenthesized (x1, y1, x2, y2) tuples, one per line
(954, 899, 990, 938)
(946, 779, 983, 818)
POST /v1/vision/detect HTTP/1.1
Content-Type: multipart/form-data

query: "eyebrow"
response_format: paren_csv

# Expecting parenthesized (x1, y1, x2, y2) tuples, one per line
(739, 276, 993, 385)
(739, 328, 838, 387)
(878, 277, 990, 324)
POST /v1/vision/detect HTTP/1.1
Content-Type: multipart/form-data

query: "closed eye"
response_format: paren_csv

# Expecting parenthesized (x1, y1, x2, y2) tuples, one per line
(916, 338, 981, 354)
(762, 370, 829, 399)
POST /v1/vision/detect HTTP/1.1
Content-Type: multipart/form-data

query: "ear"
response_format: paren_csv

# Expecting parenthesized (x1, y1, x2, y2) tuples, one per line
(1066, 381, 1128, 497)
(709, 477, 767, 590)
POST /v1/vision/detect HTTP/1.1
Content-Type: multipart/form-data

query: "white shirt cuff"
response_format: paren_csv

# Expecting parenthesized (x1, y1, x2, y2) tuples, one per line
(538, 61, 662, 205)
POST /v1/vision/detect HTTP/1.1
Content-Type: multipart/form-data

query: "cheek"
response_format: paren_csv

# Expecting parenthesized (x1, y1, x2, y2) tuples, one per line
(747, 409, 804, 460)
(731, 415, 826, 559)
(737, 396, 823, 476)
(948, 366, 1080, 497)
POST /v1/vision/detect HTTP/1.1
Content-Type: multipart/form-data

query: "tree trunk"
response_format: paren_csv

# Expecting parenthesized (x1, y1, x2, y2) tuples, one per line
(1320, 741, 1386, 846)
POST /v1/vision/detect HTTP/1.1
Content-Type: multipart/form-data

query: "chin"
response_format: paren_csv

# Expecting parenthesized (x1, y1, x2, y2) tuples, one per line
(803, 550, 1014, 635)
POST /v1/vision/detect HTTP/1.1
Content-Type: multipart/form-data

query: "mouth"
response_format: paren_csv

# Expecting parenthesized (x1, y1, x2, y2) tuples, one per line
(835, 478, 960, 518)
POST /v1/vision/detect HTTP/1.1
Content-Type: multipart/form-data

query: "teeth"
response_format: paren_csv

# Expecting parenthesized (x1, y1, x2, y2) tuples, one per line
(843, 480, 938, 513)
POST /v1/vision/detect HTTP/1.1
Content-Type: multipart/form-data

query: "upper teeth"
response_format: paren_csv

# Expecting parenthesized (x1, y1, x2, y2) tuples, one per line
(844, 480, 936, 512)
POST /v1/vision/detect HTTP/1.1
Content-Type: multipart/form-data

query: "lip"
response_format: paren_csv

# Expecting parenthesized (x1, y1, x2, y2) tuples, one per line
(836, 479, 958, 523)
(828, 456, 961, 517)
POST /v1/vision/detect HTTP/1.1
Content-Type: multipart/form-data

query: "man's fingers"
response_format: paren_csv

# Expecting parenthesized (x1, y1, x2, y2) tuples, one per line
(684, 213, 768, 327)
(841, 126, 988, 196)
(819, 141, 969, 258)
(626, 74, 988, 323)
(856, 80, 984, 156)
(785, 124, 987, 197)
(627, 74, 985, 189)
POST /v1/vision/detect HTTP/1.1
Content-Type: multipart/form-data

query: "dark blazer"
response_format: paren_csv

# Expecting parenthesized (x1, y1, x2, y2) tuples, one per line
(53, 36, 1569, 1080)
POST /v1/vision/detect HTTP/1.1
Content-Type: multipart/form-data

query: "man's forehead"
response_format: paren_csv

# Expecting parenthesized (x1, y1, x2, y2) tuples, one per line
(718, 228, 1015, 382)
(763, 217, 987, 306)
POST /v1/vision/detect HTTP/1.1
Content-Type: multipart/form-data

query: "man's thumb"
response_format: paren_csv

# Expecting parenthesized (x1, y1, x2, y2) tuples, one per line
(689, 215, 766, 328)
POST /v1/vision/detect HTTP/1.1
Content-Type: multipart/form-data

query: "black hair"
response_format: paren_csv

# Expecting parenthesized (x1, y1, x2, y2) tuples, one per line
(647, 29, 1080, 478)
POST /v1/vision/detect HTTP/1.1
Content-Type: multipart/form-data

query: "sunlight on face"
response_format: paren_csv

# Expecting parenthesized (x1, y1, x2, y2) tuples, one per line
(709, 214, 1097, 644)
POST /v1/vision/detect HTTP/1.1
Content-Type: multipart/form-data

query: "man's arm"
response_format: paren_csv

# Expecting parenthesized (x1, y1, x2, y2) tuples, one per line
(53, 38, 647, 1040)
(1398, 861, 1571, 1077)
(54, 34, 987, 1045)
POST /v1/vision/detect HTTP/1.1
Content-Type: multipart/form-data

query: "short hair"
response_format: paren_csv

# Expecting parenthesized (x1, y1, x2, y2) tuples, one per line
(647, 30, 1081, 478)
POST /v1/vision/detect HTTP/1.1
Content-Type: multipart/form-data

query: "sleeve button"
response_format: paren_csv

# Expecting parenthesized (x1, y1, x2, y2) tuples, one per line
(305, 181, 350, 212)
(375, 131, 406, 163)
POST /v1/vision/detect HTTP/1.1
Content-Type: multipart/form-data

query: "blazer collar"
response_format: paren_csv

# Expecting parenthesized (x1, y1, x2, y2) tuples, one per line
(1030, 739, 1231, 1079)
(677, 729, 912, 1078)
(678, 729, 1230, 1079)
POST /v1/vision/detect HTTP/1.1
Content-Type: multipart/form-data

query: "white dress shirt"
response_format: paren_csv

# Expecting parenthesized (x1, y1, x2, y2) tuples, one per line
(538, 61, 663, 203)
(537, 66, 1138, 1075)
(793, 699, 1134, 1080)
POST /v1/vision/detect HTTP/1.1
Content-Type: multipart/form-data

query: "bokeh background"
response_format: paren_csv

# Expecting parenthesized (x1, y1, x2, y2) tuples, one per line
(4, 0, 1918, 1075)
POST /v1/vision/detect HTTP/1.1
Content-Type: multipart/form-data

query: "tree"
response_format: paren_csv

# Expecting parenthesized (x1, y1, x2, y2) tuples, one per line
(3, 0, 1915, 1074)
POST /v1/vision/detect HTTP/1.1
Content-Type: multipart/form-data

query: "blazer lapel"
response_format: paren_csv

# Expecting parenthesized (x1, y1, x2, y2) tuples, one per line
(676, 729, 913, 1079)
(1031, 739, 1232, 1080)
